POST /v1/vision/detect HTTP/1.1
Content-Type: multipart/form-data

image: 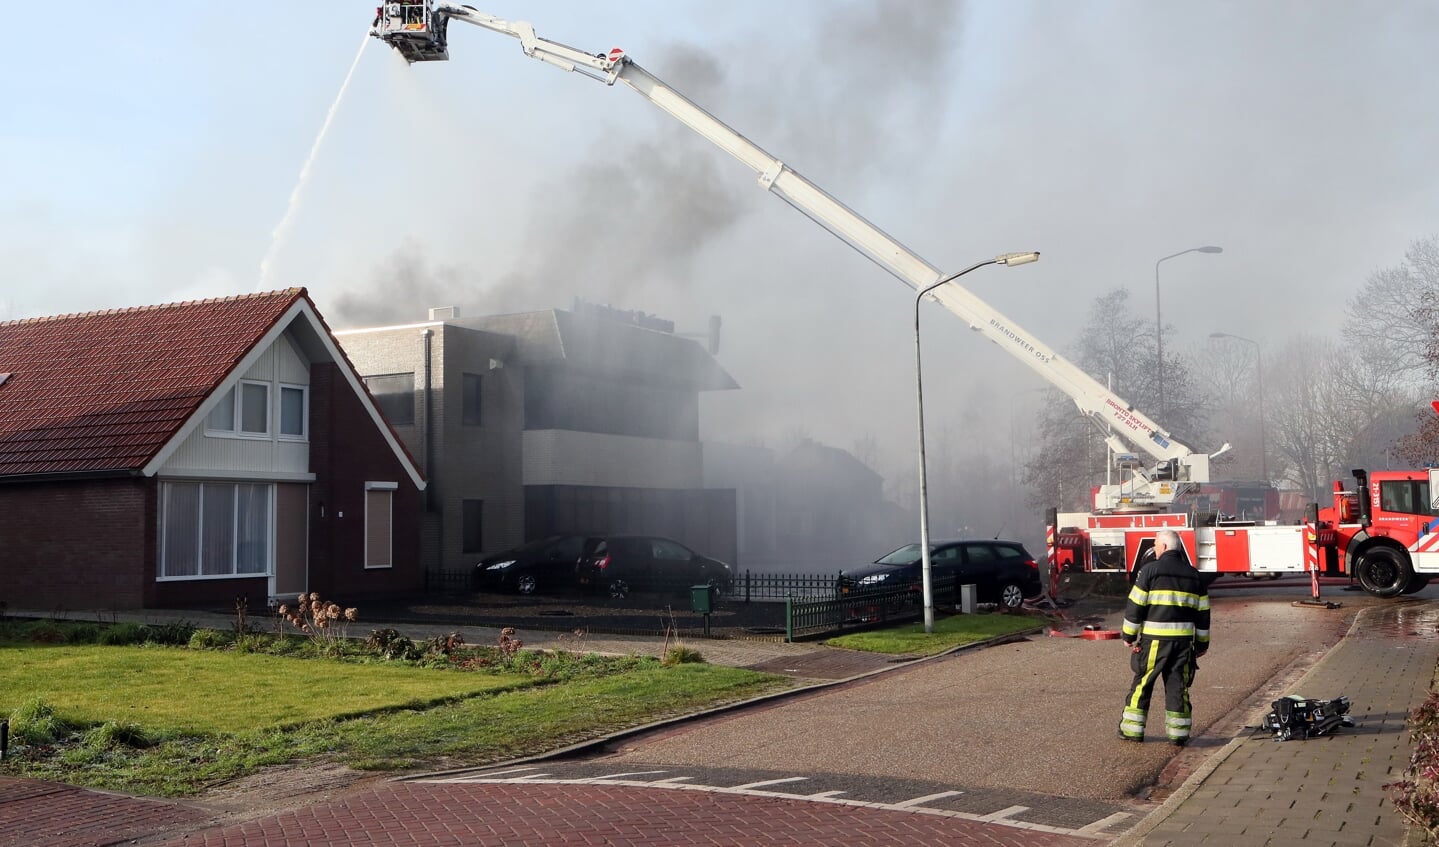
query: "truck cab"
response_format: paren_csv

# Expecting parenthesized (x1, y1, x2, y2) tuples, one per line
(1323, 468, 1439, 597)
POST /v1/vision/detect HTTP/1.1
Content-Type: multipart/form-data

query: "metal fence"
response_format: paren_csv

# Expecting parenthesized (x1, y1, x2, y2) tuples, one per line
(423, 568, 845, 601)
(784, 575, 958, 641)
(425, 570, 473, 594)
(724, 571, 844, 603)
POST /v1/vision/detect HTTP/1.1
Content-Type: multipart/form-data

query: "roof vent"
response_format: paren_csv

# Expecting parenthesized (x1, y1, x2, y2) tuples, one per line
(428, 306, 460, 321)
(0, 373, 9, 388)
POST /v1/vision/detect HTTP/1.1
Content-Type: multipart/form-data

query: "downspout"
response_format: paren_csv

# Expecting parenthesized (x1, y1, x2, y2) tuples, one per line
(422, 328, 434, 511)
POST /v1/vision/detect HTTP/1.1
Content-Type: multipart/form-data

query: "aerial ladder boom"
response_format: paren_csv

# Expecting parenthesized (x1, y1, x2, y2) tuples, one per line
(371, 1, 1220, 509)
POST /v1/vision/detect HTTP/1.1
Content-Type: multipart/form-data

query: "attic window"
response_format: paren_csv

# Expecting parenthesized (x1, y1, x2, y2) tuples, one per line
(0, 373, 10, 388)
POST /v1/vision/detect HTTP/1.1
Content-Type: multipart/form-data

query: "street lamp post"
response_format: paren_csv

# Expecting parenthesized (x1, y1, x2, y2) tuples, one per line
(915, 251, 1040, 633)
(1210, 332, 1267, 483)
(1155, 246, 1223, 418)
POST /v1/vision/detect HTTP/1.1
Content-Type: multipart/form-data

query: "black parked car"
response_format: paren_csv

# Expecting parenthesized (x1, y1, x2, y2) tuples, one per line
(474, 535, 603, 596)
(576, 535, 732, 599)
(841, 539, 1044, 610)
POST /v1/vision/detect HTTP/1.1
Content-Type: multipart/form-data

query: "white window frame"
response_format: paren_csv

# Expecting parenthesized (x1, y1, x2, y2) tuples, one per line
(364, 481, 398, 570)
(205, 380, 273, 440)
(158, 481, 275, 581)
(278, 383, 309, 442)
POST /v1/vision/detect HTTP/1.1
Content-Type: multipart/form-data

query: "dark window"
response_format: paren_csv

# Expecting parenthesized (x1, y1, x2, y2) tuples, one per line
(462, 499, 484, 554)
(651, 538, 692, 560)
(1380, 480, 1438, 517)
(965, 545, 997, 564)
(365, 373, 415, 426)
(462, 373, 483, 426)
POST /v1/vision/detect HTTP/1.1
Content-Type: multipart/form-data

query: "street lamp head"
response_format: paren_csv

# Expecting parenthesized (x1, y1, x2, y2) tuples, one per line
(997, 251, 1040, 266)
(1209, 332, 1230, 339)
(1197, 246, 1223, 254)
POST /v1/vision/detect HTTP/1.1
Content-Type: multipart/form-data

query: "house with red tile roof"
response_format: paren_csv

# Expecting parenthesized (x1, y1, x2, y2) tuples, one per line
(0, 289, 425, 612)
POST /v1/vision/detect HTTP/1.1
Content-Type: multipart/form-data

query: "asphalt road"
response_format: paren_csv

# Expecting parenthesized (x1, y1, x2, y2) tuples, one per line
(425, 587, 1373, 844)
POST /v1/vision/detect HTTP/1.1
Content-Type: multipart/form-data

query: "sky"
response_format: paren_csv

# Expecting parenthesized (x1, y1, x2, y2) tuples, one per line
(4, 1, 1439, 485)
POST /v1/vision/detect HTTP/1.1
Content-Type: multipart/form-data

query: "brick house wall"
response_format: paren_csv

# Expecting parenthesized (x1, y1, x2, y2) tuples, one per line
(0, 478, 153, 611)
(308, 362, 422, 599)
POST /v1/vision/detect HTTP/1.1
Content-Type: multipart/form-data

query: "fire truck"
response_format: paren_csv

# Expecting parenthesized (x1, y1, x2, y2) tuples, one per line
(368, 4, 1434, 600)
(1050, 467, 1439, 599)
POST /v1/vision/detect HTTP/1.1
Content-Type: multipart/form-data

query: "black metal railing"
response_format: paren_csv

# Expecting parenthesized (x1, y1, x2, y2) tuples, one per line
(784, 575, 958, 641)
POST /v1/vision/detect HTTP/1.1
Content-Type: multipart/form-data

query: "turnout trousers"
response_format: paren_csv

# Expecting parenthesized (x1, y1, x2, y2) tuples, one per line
(1119, 637, 1197, 742)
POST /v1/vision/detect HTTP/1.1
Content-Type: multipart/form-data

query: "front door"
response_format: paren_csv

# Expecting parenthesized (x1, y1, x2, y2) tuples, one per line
(272, 483, 309, 601)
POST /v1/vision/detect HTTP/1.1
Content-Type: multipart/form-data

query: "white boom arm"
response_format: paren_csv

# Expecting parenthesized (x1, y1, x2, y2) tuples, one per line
(372, 2, 1216, 509)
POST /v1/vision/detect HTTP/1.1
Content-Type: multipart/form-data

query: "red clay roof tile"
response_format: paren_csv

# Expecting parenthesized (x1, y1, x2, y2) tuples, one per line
(0, 289, 306, 477)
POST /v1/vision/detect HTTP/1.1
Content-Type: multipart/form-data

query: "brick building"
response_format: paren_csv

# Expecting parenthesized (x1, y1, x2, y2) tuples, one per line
(335, 303, 738, 577)
(0, 289, 424, 611)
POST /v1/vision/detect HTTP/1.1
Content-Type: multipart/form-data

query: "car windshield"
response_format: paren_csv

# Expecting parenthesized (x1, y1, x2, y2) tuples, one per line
(875, 544, 925, 565)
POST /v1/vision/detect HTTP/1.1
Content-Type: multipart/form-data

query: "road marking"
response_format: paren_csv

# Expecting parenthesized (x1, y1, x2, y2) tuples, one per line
(894, 790, 963, 807)
(730, 777, 808, 790)
(419, 775, 1117, 839)
(1075, 811, 1134, 835)
(590, 771, 669, 780)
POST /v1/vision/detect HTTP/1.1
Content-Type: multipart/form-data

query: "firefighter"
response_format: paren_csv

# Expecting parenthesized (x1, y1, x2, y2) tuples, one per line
(1118, 529, 1210, 745)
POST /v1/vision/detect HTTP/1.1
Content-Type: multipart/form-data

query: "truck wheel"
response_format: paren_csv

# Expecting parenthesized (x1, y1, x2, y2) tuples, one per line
(1402, 575, 1431, 595)
(1356, 548, 1413, 598)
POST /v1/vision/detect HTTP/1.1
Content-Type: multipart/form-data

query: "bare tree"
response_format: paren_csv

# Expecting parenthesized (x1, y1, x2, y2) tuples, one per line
(1194, 338, 1268, 482)
(1022, 288, 1211, 512)
(1265, 335, 1419, 500)
(1343, 235, 1439, 388)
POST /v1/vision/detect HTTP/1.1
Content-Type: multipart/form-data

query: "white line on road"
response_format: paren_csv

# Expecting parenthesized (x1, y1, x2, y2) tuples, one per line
(979, 805, 1030, 822)
(730, 777, 809, 790)
(893, 790, 963, 808)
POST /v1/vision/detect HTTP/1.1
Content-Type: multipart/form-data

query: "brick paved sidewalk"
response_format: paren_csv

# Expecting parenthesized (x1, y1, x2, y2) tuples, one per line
(0, 777, 211, 847)
(147, 782, 1098, 847)
(1120, 601, 1439, 847)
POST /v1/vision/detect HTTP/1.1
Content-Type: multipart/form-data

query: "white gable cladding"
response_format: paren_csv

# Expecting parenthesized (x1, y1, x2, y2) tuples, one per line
(158, 332, 313, 480)
(522, 430, 702, 489)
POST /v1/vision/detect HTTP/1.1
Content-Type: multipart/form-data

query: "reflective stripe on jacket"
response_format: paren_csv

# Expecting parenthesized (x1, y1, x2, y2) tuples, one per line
(1121, 549, 1210, 645)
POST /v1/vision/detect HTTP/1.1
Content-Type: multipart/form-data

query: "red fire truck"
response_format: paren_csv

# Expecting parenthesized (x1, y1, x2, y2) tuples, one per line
(1050, 468, 1439, 598)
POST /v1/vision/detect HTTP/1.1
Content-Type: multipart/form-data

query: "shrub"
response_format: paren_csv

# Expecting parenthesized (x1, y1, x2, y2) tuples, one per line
(99, 623, 149, 646)
(1388, 685, 1439, 842)
(188, 628, 231, 650)
(277, 593, 358, 657)
(26, 622, 68, 644)
(663, 646, 706, 666)
(366, 628, 421, 661)
(82, 720, 151, 751)
(8, 699, 72, 746)
(145, 621, 196, 646)
(497, 627, 523, 660)
(62, 623, 102, 644)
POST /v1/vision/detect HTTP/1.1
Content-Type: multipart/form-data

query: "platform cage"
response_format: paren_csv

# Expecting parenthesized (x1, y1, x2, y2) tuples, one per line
(373, 1, 450, 63)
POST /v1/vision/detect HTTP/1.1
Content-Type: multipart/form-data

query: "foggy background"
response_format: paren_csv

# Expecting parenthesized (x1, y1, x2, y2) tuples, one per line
(4, 1, 1438, 552)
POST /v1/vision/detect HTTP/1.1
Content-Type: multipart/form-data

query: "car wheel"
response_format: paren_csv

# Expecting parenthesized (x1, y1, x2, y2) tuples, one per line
(609, 579, 630, 600)
(997, 582, 1025, 610)
(516, 574, 538, 596)
(1356, 547, 1412, 598)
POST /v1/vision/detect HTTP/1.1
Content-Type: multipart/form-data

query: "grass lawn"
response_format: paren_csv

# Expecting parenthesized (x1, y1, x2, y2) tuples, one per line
(824, 612, 1042, 656)
(0, 646, 532, 734)
(0, 639, 788, 796)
